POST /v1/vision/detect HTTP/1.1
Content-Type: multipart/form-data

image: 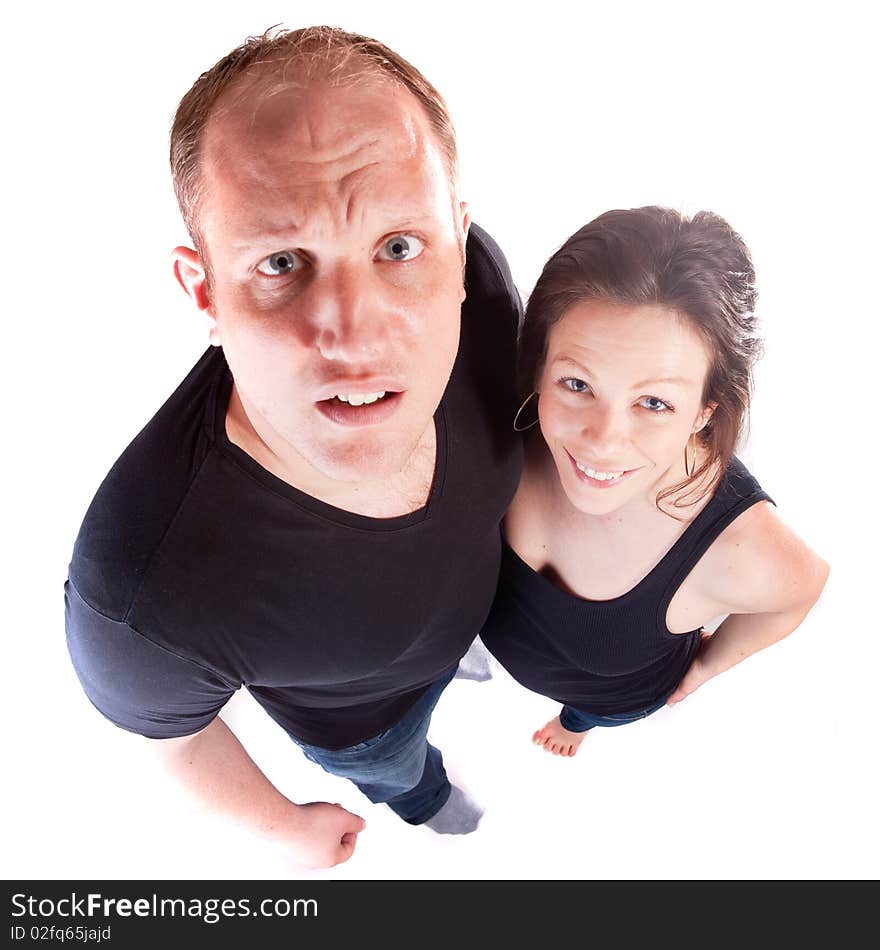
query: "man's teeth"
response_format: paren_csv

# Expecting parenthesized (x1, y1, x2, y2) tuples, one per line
(576, 461, 624, 481)
(333, 391, 387, 406)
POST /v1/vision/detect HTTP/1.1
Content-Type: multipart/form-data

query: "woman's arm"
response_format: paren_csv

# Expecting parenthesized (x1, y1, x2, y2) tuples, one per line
(667, 502, 829, 705)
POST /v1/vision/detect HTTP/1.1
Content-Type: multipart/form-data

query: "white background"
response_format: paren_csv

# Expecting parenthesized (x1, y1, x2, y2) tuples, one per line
(3, 0, 877, 880)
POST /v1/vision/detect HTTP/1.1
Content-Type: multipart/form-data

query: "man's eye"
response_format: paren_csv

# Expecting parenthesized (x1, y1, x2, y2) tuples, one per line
(256, 251, 303, 276)
(377, 234, 424, 262)
(561, 377, 590, 394)
(639, 396, 673, 413)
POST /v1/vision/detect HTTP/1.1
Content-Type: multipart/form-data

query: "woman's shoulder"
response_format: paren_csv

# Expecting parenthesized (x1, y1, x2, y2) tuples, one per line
(691, 490, 829, 615)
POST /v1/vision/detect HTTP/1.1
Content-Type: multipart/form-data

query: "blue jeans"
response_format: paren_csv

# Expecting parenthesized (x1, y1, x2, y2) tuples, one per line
(559, 693, 671, 733)
(292, 667, 456, 825)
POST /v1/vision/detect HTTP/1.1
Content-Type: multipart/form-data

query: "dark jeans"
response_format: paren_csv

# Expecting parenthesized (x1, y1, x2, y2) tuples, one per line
(559, 692, 672, 733)
(292, 667, 456, 825)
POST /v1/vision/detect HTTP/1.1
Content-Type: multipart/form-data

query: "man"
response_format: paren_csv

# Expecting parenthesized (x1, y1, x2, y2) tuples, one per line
(64, 27, 521, 868)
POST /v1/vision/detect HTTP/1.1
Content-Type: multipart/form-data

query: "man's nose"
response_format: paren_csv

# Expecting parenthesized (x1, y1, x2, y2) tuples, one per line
(309, 262, 389, 361)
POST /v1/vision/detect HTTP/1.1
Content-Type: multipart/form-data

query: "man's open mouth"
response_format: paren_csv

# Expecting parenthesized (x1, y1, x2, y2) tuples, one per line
(316, 390, 403, 426)
(327, 390, 390, 406)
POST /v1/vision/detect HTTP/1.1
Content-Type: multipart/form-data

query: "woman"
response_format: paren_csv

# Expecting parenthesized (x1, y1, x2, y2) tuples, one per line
(480, 207, 829, 756)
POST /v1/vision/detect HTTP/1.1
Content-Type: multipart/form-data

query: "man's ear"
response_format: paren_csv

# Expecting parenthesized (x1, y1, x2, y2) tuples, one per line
(172, 246, 219, 345)
(457, 200, 471, 303)
(459, 200, 471, 240)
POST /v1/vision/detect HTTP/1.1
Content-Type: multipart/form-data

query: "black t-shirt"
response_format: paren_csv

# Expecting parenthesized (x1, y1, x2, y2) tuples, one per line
(65, 224, 523, 750)
(481, 458, 772, 715)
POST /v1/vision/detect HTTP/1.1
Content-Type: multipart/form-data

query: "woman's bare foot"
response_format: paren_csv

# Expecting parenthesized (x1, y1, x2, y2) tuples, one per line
(532, 716, 586, 757)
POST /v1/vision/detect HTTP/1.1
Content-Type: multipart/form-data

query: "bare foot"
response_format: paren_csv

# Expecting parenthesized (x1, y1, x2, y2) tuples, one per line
(532, 716, 586, 757)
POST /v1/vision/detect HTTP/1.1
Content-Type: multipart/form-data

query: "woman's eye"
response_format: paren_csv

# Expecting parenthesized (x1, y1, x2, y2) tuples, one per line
(561, 377, 590, 394)
(377, 234, 424, 261)
(639, 396, 672, 412)
(256, 251, 303, 276)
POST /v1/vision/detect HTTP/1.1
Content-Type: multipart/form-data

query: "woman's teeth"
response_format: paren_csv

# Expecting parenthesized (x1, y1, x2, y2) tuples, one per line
(576, 461, 624, 482)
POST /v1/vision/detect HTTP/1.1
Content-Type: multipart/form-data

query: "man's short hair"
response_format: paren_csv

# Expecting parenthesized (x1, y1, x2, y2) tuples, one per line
(170, 25, 459, 256)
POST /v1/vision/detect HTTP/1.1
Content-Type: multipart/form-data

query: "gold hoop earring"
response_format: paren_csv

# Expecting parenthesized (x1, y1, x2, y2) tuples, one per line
(684, 430, 697, 478)
(513, 392, 540, 432)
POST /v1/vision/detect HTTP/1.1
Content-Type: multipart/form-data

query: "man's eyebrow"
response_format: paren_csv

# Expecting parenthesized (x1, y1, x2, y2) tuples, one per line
(228, 214, 441, 251)
(381, 215, 437, 232)
(229, 227, 303, 251)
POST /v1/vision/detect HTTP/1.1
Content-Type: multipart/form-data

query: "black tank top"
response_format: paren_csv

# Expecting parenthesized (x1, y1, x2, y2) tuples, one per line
(481, 457, 773, 715)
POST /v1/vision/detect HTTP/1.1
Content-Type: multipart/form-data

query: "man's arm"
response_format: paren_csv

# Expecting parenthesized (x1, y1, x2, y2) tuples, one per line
(65, 581, 364, 868)
(151, 717, 365, 869)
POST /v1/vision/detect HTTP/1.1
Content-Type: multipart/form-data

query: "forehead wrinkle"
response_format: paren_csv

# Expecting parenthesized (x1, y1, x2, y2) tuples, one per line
(211, 75, 422, 169)
(204, 103, 424, 213)
(210, 135, 384, 191)
(202, 144, 384, 242)
(200, 78, 448, 253)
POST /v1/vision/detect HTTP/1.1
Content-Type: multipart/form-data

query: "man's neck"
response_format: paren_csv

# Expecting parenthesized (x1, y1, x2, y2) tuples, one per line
(225, 385, 438, 519)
